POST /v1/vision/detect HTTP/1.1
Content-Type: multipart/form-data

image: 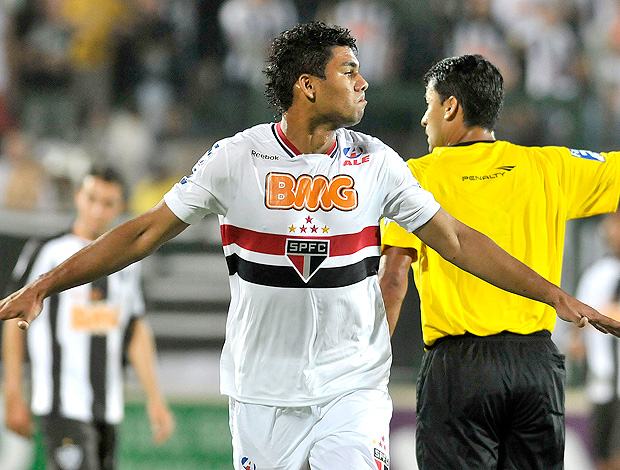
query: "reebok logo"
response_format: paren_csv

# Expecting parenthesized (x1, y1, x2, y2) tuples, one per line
(251, 149, 279, 160)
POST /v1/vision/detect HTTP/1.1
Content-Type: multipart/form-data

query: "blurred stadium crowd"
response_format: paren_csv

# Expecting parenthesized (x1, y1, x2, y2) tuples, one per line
(0, 0, 619, 215)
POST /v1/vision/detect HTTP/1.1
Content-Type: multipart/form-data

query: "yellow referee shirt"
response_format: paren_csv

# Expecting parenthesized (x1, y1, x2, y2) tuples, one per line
(381, 141, 620, 347)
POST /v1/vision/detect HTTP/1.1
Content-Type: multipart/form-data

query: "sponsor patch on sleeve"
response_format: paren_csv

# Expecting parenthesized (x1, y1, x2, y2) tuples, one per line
(570, 149, 606, 162)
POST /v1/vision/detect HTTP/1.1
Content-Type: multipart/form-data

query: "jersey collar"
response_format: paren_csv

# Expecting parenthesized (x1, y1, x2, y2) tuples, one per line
(273, 122, 339, 158)
(450, 140, 496, 147)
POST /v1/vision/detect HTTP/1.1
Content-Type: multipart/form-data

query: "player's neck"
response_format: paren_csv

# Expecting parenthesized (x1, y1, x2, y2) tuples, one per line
(279, 115, 337, 155)
(450, 127, 495, 146)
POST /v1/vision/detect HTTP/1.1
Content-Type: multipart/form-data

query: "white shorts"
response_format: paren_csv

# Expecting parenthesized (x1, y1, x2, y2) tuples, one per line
(229, 388, 392, 470)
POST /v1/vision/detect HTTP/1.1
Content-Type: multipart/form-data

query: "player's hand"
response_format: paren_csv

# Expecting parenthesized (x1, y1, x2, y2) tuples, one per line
(0, 285, 44, 330)
(555, 294, 620, 337)
(147, 397, 175, 445)
(5, 395, 33, 438)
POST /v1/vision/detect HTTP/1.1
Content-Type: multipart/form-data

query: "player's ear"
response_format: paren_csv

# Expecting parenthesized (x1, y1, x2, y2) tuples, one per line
(296, 74, 316, 102)
(444, 96, 459, 121)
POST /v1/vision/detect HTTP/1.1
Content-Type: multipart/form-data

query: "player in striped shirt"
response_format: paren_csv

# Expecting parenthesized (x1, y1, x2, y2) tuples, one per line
(2, 167, 174, 470)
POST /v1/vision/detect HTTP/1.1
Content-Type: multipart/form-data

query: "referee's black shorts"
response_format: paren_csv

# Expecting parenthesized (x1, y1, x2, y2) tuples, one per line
(415, 330, 565, 470)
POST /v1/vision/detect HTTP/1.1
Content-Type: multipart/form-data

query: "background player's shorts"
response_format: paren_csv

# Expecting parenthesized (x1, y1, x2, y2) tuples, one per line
(590, 398, 620, 462)
(229, 388, 392, 470)
(40, 415, 117, 470)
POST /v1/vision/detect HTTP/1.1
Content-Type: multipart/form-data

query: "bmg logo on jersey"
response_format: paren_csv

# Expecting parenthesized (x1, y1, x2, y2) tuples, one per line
(240, 457, 256, 470)
(286, 239, 329, 282)
(265, 172, 358, 211)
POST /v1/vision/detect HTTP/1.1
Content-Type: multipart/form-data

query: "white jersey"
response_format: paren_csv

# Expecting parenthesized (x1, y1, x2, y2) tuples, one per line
(164, 122, 440, 406)
(576, 256, 620, 404)
(10, 233, 145, 424)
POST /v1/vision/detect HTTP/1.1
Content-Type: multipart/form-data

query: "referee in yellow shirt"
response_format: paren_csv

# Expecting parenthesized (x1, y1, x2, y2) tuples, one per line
(380, 54, 620, 469)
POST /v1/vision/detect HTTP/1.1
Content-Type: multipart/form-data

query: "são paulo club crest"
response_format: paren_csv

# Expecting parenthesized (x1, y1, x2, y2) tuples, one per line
(286, 238, 330, 282)
(285, 215, 331, 282)
(241, 457, 256, 470)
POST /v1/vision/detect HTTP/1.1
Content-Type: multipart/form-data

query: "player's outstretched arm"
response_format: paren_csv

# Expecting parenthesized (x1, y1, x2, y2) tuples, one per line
(0, 201, 189, 329)
(414, 208, 620, 337)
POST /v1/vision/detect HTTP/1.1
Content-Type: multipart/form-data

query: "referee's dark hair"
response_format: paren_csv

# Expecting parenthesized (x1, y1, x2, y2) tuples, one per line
(85, 166, 129, 202)
(424, 54, 504, 131)
(264, 21, 358, 115)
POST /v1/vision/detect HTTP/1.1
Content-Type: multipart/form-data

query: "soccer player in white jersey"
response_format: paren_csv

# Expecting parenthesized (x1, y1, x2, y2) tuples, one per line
(0, 22, 619, 470)
(1, 167, 174, 470)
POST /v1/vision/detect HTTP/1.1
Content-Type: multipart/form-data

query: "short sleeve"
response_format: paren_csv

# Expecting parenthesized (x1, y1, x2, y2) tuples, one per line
(164, 142, 231, 224)
(556, 148, 620, 219)
(380, 149, 440, 233)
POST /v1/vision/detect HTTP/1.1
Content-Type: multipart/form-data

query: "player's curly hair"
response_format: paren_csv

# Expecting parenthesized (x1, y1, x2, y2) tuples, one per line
(264, 21, 357, 115)
(424, 54, 504, 131)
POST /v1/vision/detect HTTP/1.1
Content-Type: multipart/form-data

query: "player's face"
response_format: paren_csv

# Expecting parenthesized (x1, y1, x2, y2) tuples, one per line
(421, 84, 448, 152)
(74, 176, 125, 239)
(313, 46, 368, 128)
